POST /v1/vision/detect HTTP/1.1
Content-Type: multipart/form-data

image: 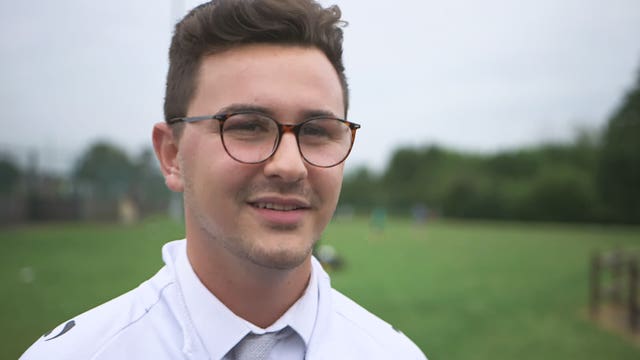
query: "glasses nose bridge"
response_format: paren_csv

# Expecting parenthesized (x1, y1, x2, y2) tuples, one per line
(275, 122, 302, 146)
(277, 123, 300, 136)
(269, 122, 305, 164)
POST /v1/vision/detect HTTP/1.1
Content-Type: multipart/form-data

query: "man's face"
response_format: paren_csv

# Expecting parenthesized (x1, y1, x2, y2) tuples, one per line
(176, 44, 345, 270)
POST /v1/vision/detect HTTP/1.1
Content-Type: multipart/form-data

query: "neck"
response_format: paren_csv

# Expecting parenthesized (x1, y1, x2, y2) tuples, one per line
(186, 233, 312, 328)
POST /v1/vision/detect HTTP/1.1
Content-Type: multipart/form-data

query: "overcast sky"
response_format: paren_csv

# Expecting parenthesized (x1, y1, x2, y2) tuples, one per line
(1, 0, 639, 172)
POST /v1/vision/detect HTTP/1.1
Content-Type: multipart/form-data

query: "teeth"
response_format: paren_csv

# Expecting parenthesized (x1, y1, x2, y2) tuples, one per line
(254, 203, 300, 211)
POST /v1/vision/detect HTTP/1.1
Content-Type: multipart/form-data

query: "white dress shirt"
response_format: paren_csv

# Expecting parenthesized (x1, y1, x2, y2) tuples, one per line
(175, 240, 316, 359)
(21, 240, 427, 359)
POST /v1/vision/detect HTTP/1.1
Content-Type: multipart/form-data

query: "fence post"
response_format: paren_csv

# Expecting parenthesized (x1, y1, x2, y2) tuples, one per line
(611, 250, 623, 305)
(629, 256, 639, 332)
(590, 251, 601, 317)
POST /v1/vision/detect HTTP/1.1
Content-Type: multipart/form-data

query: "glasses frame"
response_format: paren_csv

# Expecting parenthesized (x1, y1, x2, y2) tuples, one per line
(168, 111, 361, 168)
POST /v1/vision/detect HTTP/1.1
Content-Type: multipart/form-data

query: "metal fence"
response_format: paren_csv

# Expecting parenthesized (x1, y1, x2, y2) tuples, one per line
(590, 249, 640, 332)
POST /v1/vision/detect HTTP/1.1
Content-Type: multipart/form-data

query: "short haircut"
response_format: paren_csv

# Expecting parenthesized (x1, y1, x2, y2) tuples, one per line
(164, 0, 349, 133)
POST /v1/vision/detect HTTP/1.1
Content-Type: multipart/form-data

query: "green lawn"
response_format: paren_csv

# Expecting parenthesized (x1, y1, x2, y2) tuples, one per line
(2, 217, 639, 359)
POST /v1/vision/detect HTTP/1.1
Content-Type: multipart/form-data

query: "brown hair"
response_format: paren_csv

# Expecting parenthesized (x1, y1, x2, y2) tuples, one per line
(164, 0, 349, 130)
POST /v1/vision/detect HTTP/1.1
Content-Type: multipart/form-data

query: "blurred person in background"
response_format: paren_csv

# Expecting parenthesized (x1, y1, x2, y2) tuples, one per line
(21, 0, 426, 359)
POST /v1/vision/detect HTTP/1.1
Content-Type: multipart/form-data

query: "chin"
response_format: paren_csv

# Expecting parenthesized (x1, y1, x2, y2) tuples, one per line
(247, 241, 314, 270)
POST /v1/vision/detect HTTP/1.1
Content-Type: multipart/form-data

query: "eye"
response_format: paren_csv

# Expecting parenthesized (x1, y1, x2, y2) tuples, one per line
(223, 113, 275, 136)
(300, 119, 333, 138)
(300, 119, 349, 142)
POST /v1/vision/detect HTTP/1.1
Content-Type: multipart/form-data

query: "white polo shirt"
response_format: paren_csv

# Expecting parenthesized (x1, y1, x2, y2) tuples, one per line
(21, 240, 427, 359)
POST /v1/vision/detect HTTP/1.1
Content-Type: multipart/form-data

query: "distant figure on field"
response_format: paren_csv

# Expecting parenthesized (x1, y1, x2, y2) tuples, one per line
(369, 206, 387, 239)
(313, 242, 345, 271)
(412, 203, 429, 226)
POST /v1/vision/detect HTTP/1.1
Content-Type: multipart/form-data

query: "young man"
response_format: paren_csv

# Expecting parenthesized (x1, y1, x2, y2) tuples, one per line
(22, 1, 426, 359)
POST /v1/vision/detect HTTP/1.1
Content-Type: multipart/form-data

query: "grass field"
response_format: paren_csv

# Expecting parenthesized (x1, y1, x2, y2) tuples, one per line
(2, 216, 639, 359)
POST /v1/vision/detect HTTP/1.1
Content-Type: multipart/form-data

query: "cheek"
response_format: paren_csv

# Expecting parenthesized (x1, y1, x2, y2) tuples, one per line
(314, 167, 344, 205)
(181, 138, 242, 205)
(187, 160, 255, 232)
(201, 160, 252, 205)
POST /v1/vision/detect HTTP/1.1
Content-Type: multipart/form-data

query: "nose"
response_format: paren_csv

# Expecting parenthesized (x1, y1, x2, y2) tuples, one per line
(263, 132, 308, 182)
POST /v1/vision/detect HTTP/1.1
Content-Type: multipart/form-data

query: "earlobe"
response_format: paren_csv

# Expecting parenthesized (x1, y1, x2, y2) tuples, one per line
(152, 123, 184, 192)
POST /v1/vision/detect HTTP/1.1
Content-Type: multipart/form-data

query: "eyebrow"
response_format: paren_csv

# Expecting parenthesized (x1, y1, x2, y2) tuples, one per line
(301, 109, 342, 119)
(218, 103, 273, 115)
(218, 103, 343, 120)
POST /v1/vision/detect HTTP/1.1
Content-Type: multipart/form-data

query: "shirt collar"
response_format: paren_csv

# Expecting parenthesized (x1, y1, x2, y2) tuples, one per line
(264, 258, 318, 346)
(173, 241, 319, 359)
(174, 244, 248, 360)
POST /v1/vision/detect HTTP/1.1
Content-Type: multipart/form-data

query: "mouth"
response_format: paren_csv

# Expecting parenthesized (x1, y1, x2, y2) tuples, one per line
(250, 202, 308, 211)
(247, 196, 311, 210)
(247, 197, 311, 226)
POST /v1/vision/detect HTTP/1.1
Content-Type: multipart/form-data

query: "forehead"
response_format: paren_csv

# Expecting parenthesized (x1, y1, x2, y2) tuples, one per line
(190, 44, 345, 118)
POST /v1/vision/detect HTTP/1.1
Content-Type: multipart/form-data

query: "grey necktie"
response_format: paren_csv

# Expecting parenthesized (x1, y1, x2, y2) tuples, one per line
(229, 327, 292, 360)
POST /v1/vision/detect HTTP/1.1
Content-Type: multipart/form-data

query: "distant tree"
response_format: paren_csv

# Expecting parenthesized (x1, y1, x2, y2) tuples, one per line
(441, 176, 485, 218)
(382, 147, 424, 212)
(73, 141, 135, 200)
(519, 166, 596, 222)
(377, 135, 602, 221)
(0, 157, 21, 194)
(130, 148, 171, 213)
(597, 69, 640, 223)
(485, 150, 539, 180)
(382, 145, 472, 213)
(339, 166, 383, 213)
(384, 147, 423, 187)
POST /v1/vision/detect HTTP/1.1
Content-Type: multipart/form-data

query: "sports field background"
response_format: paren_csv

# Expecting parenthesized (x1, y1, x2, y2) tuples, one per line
(2, 216, 639, 359)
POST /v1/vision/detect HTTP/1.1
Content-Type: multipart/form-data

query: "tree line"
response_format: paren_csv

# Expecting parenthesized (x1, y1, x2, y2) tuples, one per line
(2, 69, 638, 224)
(340, 70, 640, 224)
(0, 142, 170, 222)
(72, 144, 170, 217)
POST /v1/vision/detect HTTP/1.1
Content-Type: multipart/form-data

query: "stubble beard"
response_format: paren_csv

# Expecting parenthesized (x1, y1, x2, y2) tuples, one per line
(227, 178, 324, 270)
(182, 161, 328, 270)
(242, 232, 318, 270)
(201, 221, 319, 270)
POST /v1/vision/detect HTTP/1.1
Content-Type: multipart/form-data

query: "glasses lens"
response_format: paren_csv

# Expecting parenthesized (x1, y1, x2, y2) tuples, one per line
(221, 113, 278, 163)
(298, 118, 353, 167)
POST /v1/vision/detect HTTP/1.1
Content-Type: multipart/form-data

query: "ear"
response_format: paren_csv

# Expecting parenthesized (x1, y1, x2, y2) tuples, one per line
(152, 122, 184, 192)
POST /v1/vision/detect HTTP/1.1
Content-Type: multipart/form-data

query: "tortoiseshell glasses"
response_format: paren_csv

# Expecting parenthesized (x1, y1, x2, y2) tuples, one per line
(168, 111, 361, 168)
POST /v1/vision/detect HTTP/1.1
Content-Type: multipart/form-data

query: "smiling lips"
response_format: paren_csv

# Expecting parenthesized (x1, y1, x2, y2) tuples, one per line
(253, 202, 304, 211)
(248, 197, 311, 226)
